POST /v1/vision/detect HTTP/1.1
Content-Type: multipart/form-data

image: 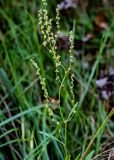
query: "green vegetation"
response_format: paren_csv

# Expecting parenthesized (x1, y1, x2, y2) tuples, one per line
(0, 0, 114, 159)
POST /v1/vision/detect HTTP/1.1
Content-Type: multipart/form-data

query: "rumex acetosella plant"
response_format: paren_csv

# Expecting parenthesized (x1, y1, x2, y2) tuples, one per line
(31, 0, 77, 158)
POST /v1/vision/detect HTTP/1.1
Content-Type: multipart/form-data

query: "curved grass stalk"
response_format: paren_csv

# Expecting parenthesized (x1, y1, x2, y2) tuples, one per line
(80, 107, 114, 160)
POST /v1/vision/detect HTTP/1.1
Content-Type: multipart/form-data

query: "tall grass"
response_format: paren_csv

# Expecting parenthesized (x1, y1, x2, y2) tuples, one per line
(0, 0, 114, 160)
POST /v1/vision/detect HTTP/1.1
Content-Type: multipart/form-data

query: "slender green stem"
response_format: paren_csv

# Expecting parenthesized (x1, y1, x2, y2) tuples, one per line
(59, 71, 68, 122)
(64, 122, 67, 156)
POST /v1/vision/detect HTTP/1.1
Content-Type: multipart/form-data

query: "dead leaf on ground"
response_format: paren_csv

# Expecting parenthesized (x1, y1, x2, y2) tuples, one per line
(58, 0, 78, 10)
(56, 33, 70, 51)
(96, 69, 114, 100)
(94, 12, 108, 31)
(102, 0, 114, 8)
(108, 150, 114, 160)
(109, 66, 114, 75)
(58, 0, 79, 18)
(82, 33, 95, 42)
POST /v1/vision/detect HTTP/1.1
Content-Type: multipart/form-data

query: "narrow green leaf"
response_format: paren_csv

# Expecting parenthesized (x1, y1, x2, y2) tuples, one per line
(85, 150, 94, 160)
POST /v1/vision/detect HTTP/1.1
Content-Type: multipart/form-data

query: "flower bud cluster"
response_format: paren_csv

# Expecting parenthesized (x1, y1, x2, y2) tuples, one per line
(31, 58, 49, 104)
(56, 7, 60, 34)
(70, 73, 75, 105)
(31, 58, 59, 125)
(38, 0, 61, 81)
(68, 31, 74, 71)
(38, 0, 56, 47)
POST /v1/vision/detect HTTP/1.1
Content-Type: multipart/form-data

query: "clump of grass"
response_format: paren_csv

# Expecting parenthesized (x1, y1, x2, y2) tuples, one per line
(0, 0, 114, 160)
(31, 1, 114, 159)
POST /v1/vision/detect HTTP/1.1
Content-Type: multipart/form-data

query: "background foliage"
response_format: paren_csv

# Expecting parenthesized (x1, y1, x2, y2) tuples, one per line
(0, 0, 114, 159)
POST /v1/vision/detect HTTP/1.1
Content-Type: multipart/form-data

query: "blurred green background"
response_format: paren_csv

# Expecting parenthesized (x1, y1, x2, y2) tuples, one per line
(0, 0, 114, 159)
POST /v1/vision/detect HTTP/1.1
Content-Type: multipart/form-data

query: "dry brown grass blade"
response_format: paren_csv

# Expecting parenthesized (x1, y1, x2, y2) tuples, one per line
(80, 107, 114, 160)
